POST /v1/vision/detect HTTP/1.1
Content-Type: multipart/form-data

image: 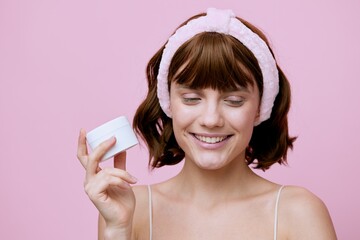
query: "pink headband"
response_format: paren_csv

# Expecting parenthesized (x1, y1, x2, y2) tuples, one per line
(157, 8, 279, 125)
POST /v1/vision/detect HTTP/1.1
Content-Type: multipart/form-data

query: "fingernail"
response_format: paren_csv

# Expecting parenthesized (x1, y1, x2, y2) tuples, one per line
(107, 136, 116, 142)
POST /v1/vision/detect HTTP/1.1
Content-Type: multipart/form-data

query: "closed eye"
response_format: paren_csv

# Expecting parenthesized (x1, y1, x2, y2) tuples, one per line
(226, 100, 244, 106)
(224, 97, 245, 107)
(183, 97, 201, 104)
(181, 92, 201, 105)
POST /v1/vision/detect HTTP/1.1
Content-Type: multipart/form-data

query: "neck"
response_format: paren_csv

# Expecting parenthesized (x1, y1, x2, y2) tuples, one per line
(171, 155, 262, 205)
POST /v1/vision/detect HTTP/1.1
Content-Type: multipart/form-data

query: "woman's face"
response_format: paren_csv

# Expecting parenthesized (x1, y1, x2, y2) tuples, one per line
(169, 82, 260, 170)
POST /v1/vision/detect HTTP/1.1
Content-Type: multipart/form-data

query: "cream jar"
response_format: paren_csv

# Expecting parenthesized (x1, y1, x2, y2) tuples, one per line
(86, 116, 138, 161)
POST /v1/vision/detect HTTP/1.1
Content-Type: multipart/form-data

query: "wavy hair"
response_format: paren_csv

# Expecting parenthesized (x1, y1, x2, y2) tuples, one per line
(133, 13, 296, 170)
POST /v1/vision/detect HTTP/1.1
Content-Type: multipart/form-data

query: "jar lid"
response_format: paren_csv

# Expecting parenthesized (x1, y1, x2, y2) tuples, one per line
(86, 116, 130, 143)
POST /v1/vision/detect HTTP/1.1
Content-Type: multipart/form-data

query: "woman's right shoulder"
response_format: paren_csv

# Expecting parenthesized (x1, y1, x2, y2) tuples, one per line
(133, 185, 150, 200)
(131, 185, 151, 239)
(133, 184, 151, 215)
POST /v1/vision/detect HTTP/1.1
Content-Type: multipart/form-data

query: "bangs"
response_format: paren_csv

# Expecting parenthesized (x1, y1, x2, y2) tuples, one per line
(168, 32, 263, 94)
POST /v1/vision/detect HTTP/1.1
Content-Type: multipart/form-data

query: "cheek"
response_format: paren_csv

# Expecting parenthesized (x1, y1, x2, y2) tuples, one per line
(171, 110, 193, 133)
(171, 103, 187, 132)
(228, 105, 258, 124)
(171, 117, 189, 151)
(226, 105, 259, 138)
(170, 96, 197, 123)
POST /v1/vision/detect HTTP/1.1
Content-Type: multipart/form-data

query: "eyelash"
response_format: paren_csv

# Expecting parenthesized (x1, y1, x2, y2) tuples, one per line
(183, 97, 201, 104)
(182, 97, 245, 107)
(225, 99, 245, 106)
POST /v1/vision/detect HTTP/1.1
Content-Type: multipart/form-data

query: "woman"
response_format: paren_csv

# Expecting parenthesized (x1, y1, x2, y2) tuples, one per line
(77, 8, 337, 239)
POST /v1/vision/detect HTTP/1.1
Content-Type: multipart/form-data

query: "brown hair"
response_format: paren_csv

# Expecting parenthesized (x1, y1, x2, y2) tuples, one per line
(133, 13, 296, 170)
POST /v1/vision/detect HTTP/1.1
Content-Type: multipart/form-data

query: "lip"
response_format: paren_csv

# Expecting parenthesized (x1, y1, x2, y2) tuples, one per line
(189, 132, 232, 150)
(192, 132, 231, 138)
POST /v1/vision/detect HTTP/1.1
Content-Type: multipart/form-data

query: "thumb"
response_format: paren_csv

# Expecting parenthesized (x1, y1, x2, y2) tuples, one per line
(114, 151, 127, 170)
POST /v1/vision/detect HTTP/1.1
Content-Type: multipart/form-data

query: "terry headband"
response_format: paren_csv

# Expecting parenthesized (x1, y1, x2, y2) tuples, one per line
(157, 8, 279, 125)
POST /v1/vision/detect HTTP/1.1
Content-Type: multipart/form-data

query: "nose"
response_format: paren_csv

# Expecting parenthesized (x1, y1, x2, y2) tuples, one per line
(199, 101, 224, 128)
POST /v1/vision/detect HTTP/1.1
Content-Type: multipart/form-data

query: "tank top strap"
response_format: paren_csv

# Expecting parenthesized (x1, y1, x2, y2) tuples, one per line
(274, 185, 285, 240)
(148, 185, 153, 240)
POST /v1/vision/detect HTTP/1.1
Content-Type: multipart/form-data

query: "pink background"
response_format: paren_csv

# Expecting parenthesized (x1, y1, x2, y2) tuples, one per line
(1, 0, 359, 239)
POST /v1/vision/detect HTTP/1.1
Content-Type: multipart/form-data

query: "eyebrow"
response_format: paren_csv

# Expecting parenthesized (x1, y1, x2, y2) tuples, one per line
(225, 86, 251, 93)
(175, 84, 251, 93)
(175, 84, 191, 89)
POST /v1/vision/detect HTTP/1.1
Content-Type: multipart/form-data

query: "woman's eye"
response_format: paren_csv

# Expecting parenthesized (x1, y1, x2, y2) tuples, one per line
(183, 97, 201, 104)
(225, 97, 245, 106)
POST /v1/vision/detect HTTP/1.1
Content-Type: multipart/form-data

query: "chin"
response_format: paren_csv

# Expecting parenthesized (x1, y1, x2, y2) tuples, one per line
(193, 156, 228, 170)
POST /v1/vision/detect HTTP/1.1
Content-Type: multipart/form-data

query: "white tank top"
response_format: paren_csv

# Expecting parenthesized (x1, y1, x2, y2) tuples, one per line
(147, 185, 285, 240)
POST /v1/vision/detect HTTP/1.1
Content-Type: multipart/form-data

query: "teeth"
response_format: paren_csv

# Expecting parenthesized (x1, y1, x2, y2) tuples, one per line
(195, 135, 227, 144)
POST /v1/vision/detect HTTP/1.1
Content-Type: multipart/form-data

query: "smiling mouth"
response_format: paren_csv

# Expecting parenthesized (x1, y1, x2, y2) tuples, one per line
(193, 134, 231, 144)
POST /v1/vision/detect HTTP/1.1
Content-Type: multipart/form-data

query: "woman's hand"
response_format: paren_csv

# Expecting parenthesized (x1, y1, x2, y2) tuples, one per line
(77, 129, 137, 234)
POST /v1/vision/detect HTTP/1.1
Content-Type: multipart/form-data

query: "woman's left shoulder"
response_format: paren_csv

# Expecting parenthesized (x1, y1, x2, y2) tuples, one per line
(279, 185, 331, 220)
(280, 185, 323, 205)
(278, 185, 337, 239)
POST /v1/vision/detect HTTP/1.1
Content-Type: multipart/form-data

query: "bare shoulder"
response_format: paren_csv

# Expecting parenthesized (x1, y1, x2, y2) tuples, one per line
(279, 186, 337, 239)
(281, 185, 326, 209)
(133, 184, 150, 203)
(132, 185, 151, 239)
(132, 184, 150, 219)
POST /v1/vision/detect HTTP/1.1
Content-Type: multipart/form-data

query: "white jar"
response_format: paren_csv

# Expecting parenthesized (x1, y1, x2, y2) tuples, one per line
(86, 116, 138, 161)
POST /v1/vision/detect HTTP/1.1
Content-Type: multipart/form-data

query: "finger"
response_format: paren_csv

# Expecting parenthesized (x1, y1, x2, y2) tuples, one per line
(99, 167, 137, 184)
(85, 168, 137, 198)
(77, 129, 102, 172)
(85, 175, 130, 199)
(77, 128, 88, 168)
(114, 151, 127, 170)
(86, 137, 116, 178)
